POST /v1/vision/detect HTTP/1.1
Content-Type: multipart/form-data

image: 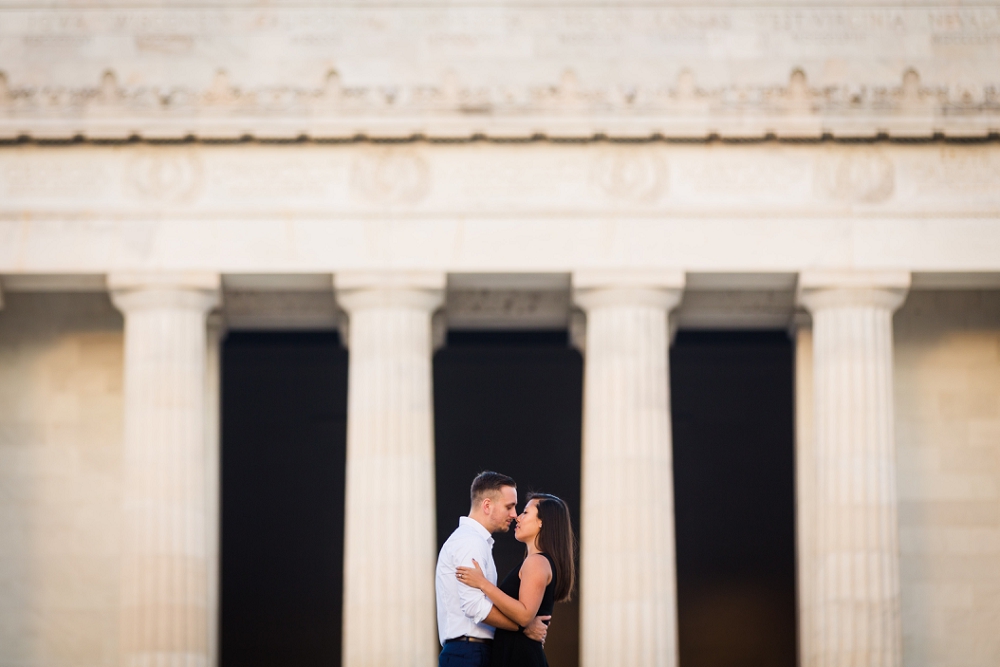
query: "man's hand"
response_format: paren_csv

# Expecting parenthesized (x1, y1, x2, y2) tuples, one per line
(522, 615, 551, 644)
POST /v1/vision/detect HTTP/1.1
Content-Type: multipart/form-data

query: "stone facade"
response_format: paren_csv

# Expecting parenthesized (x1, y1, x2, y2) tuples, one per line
(0, 4, 998, 140)
(1, 1, 999, 666)
(2, 289, 998, 666)
(895, 291, 1000, 667)
(0, 293, 124, 667)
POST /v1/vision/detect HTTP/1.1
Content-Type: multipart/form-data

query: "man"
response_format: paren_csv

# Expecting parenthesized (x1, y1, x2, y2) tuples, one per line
(435, 471, 550, 667)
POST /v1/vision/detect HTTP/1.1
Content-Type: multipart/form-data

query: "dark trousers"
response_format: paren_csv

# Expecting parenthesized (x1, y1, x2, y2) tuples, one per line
(438, 640, 491, 667)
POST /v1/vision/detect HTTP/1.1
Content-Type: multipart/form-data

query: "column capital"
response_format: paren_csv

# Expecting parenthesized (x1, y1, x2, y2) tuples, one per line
(108, 271, 221, 312)
(797, 270, 910, 312)
(335, 271, 445, 313)
(572, 270, 685, 312)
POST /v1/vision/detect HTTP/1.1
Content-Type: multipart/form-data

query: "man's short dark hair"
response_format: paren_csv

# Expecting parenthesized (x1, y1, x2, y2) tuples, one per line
(470, 471, 516, 505)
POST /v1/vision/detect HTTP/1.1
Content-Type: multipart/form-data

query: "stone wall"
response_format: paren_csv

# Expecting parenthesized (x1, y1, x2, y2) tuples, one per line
(0, 293, 123, 667)
(895, 290, 1000, 667)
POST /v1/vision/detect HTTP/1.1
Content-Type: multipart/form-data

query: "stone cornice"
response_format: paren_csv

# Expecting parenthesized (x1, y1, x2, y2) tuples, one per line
(1, 68, 997, 140)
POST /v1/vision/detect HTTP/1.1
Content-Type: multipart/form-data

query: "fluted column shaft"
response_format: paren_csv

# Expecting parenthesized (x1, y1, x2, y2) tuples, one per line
(110, 273, 220, 667)
(336, 272, 445, 667)
(204, 314, 224, 667)
(573, 272, 684, 667)
(799, 272, 909, 667)
(794, 318, 817, 667)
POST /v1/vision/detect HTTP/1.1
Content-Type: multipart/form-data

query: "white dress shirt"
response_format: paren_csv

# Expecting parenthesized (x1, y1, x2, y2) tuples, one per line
(435, 516, 499, 645)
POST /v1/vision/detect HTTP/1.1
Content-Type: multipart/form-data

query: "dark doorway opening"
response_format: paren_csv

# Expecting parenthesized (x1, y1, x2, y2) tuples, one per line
(221, 331, 348, 667)
(434, 330, 584, 667)
(670, 330, 797, 667)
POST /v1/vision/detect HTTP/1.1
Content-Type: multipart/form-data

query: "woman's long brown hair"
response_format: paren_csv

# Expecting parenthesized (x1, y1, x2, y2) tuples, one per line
(527, 493, 576, 602)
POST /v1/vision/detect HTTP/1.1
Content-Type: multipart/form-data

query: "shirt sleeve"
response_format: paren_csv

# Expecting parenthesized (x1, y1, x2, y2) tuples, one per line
(451, 539, 495, 625)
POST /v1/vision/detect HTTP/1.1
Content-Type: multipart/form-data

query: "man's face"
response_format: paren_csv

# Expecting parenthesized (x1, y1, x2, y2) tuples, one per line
(487, 485, 518, 533)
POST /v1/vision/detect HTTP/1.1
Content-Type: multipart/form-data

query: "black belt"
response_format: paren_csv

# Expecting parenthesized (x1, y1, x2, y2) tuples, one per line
(445, 636, 493, 645)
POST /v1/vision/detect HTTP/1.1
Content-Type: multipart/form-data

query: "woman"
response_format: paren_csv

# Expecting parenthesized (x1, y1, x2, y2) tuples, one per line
(456, 493, 575, 667)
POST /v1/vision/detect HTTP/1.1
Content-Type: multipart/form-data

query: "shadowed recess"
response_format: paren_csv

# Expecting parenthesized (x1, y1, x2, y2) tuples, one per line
(670, 330, 798, 667)
(221, 331, 348, 667)
(434, 330, 583, 667)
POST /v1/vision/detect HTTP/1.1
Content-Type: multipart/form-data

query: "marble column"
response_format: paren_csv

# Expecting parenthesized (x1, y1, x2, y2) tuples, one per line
(798, 271, 909, 667)
(335, 271, 445, 667)
(572, 270, 685, 667)
(109, 272, 221, 667)
(204, 313, 224, 667)
(792, 314, 816, 667)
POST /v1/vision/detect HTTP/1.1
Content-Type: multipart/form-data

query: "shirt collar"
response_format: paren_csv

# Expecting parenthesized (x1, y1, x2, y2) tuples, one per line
(460, 516, 495, 547)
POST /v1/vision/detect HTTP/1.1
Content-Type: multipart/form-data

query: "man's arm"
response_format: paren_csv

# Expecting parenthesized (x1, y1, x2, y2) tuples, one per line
(482, 607, 550, 644)
(453, 543, 496, 626)
(482, 606, 518, 632)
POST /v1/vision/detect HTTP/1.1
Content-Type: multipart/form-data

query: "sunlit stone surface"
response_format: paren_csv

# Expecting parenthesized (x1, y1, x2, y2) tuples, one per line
(109, 273, 220, 667)
(0, 1, 998, 666)
(799, 271, 910, 667)
(336, 272, 445, 667)
(574, 271, 684, 667)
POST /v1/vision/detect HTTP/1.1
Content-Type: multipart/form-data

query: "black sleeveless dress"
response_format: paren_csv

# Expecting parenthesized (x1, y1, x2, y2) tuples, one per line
(490, 553, 556, 667)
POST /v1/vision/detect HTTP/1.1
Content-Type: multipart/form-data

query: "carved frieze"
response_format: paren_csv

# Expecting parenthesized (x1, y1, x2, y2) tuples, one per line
(125, 149, 203, 203)
(206, 154, 335, 199)
(816, 150, 895, 205)
(2, 3, 999, 139)
(0, 66, 996, 140)
(1, 143, 998, 218)
(446, 289, 571, 330)
(591, 149, 667, 204)
(350, 149, 431, 206)
(905, 148, 1000, 195)
(675, 151, 807, 198)
(1, 152, 110, 199)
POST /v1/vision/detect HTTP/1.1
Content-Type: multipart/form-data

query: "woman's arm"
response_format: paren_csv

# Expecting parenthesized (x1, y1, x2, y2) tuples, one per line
(457, 555, 551, 628)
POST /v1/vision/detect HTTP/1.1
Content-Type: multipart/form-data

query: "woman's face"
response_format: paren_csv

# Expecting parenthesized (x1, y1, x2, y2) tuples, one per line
(514, 499, 542, 545)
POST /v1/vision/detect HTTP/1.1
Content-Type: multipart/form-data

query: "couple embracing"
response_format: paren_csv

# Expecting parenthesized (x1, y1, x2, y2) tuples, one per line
(435, 471, 575, 667)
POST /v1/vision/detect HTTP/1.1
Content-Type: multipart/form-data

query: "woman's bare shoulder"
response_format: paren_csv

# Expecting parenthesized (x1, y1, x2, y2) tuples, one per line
(519, 553, 552, 579)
